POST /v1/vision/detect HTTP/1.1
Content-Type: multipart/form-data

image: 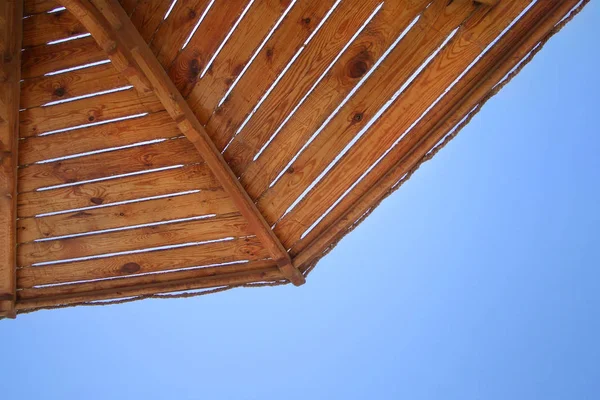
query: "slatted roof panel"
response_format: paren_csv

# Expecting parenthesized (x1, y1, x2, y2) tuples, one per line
(0, 0, 588, 317)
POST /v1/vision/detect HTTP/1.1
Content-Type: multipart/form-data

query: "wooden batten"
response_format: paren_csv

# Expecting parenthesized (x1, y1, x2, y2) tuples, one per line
(0, 0, 23, 318)
(53, 0, 305, 286)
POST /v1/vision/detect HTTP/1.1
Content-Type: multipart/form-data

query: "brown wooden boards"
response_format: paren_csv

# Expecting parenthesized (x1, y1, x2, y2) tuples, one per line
(56, 0, 305, 285)
(18, 189, 237, 242)
(0, 0, 23, 318)
(0, 0, 586, 314)
(18, 213, 249, 266)
(18, 236, 270, 287)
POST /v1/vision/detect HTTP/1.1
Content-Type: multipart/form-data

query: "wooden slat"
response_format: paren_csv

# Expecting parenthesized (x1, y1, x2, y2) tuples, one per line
(17, 258, 276, 301)
(213, 0, 383, 155)
(19, 111, 178, 165)
(239, 0, 429, 198)
(18, 213, 249, 266)
(18, 136, 199, 192)
(18, 189, 237, 242)
(21, 36, 106, 79)
(168, 0, 249, 96)
(17, 236, 270, 287)
(16, 264, 284, 310)
(291, 0, 581, 262)
(275, 0, 531, 247)
(185, 0, 293, 120)
(17, 163, 220, 217)
(149, 0, 212, 68)
(59, 0, 305, 285)
(0, 0, 23, 318)
(22, 8, 86, 48)
(256, 0, 479, 227)
(19, 88, 164, 137)
(129, 0, 172, 42)
(236, 0, 431, 192)
(205, 0, 338, 152)
(20, 62, 127, 109)
(24, 0, 60, 15)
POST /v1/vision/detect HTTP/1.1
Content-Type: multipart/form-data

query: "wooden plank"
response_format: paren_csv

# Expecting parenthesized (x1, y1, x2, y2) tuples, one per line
(58, 0, 305, 285)
(129, 0, 172, 42)
(17, 258, 276, 301)
(17, 236, 270, 287)
(237, 0, 431, 193)
(19, 88, 164, 137)
(19, 111, 179, 165)
(205, 0, 338, 152)
(16, 264, 284, 311)
(25, 0, 60, 15)
(20, 62, 127, 109)
(18, 136, 199, 192)
(185, 0, 293, 120)
(274, 0, 532, 248)
(256, 0, 479, 227)
(21, 36, 106, 79)
(18, 189, 237, 242)
(22, 8, 86, 48)
(18, 213, 249, 266)
(213, 0, 383, 157)
(0, 0, 23, 318)
(168, 0, 249, 96)
(291, 0, 573, 264)
(17, 163, 220, 217)
(149, 0, 212, 68)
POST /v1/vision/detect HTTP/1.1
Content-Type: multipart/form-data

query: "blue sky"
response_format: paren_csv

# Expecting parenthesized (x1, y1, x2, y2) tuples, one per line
(2, 3, 599, 399)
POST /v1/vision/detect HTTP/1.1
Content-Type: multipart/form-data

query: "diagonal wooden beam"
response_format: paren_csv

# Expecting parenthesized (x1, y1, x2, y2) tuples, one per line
(0, 0, 23, 319)
(55, 0, 305, 286)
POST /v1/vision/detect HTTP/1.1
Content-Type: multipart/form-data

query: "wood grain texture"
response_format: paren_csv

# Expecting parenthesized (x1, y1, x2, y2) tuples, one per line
(19, 111, 179, 165)
(17, 258, 276, 301)
(16, 264, 284, 310)
(185, 0, 293, 121)
(149, 0, 212, 68)
(291, 0, 563, 263)
(60, 0, 305, 285)
(239, 0, 430, 198)
(21, 36, 106, 79)
(218, 0, 383, 166)
(18, 136, 200, 192)
(18, 189, 237, 242)
(18, 236, 270, 287)
(129, 0, 172, 42)
(18, 213, 249, 266)
(274, 0, 531, 248)
(23, 8, 86, 48)
(17, 163, 220, 217)
(19, 88, 164, 137)
(205, 0, 337, 152)
(168, 0, 249, 96)
(0, 0, 23, 318)
(24, 0, 60, 15)
(257, 0, 477, 228)
(20, 62, 127, 109)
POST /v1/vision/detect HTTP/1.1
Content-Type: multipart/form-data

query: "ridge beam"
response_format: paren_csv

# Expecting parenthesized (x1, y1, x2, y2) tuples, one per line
(55, 0, 305, 286)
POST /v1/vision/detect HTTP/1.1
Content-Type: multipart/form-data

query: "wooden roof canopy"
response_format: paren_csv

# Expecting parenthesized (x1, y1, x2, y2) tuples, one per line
(0, 0, 587, 317)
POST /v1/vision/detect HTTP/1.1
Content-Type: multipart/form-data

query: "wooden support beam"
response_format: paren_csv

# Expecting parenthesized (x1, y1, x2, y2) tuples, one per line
(0, 0, 23, 319)
(55, 0, 305, 286)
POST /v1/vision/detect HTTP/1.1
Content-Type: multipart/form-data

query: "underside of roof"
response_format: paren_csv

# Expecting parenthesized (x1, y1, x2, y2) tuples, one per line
(0, 0, 588, 317)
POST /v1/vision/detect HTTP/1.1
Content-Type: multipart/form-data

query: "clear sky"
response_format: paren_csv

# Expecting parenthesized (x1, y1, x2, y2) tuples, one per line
(2, 3, 599, 399)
